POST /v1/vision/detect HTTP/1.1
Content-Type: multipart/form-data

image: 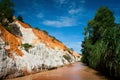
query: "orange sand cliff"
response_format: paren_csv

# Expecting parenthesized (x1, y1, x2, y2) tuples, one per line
(0, 20, 80, 57)
(17, 20, 67, 50)
(32, 28, 67, 50)
(0, 25, 23, 56)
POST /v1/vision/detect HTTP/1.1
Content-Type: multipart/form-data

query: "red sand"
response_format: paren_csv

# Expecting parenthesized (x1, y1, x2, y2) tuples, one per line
(10, 62, 109, 80)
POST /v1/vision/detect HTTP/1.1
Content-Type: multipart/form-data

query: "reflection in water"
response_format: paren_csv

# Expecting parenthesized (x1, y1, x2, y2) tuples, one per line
(11, 62, 109, 80)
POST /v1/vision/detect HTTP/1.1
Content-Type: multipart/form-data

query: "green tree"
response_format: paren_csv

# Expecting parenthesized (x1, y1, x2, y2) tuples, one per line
(0, 0, 14, 25)
(70, 48, 74, 51)
(17, 15, 24, 22)
(82, 6, 120, 79)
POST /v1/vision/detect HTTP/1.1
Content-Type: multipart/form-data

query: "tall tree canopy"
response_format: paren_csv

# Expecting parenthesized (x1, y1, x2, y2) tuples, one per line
(0, 0, 14, 24)
(17, 15, 24, 22)
(82, 6, 120, 79)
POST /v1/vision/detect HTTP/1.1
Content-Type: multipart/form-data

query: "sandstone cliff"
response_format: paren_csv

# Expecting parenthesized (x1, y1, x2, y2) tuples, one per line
(0, 20, 80, 79)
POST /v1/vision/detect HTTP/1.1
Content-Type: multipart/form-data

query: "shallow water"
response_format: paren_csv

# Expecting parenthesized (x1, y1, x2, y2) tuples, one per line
(10, 62, 110, 80)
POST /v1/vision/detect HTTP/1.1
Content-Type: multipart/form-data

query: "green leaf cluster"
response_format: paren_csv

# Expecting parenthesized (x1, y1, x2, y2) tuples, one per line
(0, 0, 14, 24)
(21, 43, 32, 51)
(17, 15, 24, 22)
(81, 6, 120, 79)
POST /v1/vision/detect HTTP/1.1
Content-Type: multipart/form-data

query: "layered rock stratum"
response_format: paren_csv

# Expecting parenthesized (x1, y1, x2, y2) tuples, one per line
(0, 20, 80, 79)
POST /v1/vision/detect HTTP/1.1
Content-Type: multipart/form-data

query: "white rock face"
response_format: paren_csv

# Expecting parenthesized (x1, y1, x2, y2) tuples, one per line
(0, 22, 78, 79)
(15, 43, 68, 72)
(0, 38, 18, 78)
(0, 38, 75, 78)
(15, 21, 37, 44)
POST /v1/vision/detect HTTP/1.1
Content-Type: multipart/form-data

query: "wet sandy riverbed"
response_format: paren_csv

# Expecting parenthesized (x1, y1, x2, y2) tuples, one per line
(9, 62, 110, 80)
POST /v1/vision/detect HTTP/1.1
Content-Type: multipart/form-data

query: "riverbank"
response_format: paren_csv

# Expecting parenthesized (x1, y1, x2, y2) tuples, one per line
(8, 62, 110, 80)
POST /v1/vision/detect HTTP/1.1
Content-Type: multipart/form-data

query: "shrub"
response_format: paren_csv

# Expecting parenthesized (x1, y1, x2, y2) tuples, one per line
(63, 55, 71, 62)
(43, 30, 48, 35)
(21, 43, 32, 51)
(4, 26, 13, 33)
(35, 27, 41, 30)
(50, 35, 62, 43)
(17, 15, 24, 22)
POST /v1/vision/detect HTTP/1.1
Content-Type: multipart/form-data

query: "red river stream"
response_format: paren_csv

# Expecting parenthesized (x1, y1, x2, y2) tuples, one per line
(10, 62, 111, 80)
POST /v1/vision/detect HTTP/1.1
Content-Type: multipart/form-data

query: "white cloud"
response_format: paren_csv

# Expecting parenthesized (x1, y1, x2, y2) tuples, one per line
(54, 0, 69, 7)
(43, 17, 77, 27)
(69, 9, 80, 14)
(68, 7, 84, 15)
(59, 0, 65, 4)
(55, 0, 68, 5)
(68, 2, 76, 9)
(36, 13, 44, 18)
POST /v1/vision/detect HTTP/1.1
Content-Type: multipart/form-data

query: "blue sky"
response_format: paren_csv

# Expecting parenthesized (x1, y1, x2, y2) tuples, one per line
(13, 0, 120, 53)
